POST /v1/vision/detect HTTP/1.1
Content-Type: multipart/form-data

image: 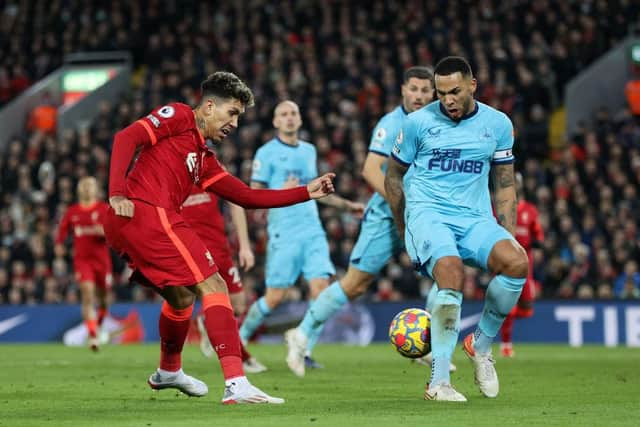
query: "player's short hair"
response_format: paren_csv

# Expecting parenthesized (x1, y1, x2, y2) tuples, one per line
(200, 72, 255, 107)
(434, 56, 473, 79)
(403, 66, 434, 84)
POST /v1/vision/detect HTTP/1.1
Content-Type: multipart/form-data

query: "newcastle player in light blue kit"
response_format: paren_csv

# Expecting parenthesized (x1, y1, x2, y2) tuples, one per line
(385, 56, 528, 402)
(239, 100, 364, 367)
(284, 67, 438, 377)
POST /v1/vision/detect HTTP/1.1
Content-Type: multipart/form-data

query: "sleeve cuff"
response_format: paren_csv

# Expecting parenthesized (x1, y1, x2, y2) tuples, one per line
(368, 149, 389, 157)
(390, 153, 411, 167)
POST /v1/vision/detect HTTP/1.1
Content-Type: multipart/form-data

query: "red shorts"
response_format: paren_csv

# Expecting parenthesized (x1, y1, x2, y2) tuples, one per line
(104, 200, 218, 288)
(74, 260, 113, 289)
(209, 248, 243, 294)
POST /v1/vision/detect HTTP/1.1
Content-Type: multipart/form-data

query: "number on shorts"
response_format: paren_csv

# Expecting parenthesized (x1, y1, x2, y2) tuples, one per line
(228, 267, 240, 284)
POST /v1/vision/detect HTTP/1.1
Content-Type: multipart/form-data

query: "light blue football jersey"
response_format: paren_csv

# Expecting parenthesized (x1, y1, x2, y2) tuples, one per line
(251, 137, 322, 235)
(365, 105, 408, 220)
(392, 101, 514, 218)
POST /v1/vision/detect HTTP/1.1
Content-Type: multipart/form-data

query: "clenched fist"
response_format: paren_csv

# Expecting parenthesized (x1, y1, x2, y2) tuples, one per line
(109, 196, 135, 217)
(306, 173, 336, 199)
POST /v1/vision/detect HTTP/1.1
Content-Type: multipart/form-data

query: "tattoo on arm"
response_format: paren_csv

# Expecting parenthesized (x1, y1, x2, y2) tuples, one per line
(491, 163, 517, 235)
(384, 160, 408, 238)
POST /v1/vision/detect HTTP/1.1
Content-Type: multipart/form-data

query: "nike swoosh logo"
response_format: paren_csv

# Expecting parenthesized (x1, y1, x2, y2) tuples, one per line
(0, 314, 28, 336)
(459, 312, 482, 330)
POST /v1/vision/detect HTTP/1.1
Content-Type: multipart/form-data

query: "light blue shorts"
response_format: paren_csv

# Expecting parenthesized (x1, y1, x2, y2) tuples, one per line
(405, 209, 514, 277)
(265, 230, 335, 288)
(349, 215, 403, 274)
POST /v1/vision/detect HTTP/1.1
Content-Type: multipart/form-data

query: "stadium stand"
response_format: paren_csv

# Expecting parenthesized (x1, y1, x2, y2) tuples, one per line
(1, 0, 639, 304)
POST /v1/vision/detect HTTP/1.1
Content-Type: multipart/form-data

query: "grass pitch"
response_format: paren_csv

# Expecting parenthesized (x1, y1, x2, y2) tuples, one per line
(1, 343, 638, 426)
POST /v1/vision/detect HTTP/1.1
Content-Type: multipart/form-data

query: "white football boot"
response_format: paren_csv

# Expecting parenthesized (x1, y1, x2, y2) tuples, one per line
(222, 377, 284, 404)
(463, 333, 499, 398)
(284, 328, 308, 377)
(424, 383, 467, 402)
(243, 357, 268, 374)
(148, 368, 208, 397)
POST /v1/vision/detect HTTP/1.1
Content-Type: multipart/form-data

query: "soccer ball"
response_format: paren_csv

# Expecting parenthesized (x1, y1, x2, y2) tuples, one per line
(388, 308, 432, 358)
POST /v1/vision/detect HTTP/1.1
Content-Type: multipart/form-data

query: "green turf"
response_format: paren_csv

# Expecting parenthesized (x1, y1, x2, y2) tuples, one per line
(1, 343, 638, 426)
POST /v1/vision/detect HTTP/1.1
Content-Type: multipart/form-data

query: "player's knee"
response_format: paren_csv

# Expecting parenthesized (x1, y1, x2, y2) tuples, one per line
(81, 291, 94, 305)
(264, 290, 285, 309)
(504, 248, 529, 279)
(342, 275, 373, 300)
(230, 296, 246, 316)
(173, 292, 195, 309)
(433, 257, 464, 289)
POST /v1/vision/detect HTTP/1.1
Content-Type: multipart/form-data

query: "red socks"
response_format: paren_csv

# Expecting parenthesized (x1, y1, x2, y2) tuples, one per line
(159, 302, 193, 372)
(501, 305, 535, 343)
(202, 293, 244, 380)
(85, 319, 98, 338)
(97, 308, 108, 326)
(501, 309, 515, 343)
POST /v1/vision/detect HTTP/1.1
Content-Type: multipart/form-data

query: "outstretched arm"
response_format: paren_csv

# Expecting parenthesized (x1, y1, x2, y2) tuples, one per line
(317, 194, 365, 217)
(384, 159, 409, 240)
(491, 163, 517, 235)
(205, 173, 335, 209)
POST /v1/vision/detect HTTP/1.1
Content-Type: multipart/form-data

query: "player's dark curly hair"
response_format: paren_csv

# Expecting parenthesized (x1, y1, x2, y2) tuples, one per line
(434, 56, 473, 78)
(200, 72, 255, 107)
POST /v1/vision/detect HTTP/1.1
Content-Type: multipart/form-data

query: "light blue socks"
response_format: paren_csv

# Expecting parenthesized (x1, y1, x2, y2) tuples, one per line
(305, 322, 325, 355)
(239, 297, 271, 342)
(474, 274, 525, 354)
(425, 282, 439, 313)
(430, 288, 463, 387)
(299, 281, 348, 339)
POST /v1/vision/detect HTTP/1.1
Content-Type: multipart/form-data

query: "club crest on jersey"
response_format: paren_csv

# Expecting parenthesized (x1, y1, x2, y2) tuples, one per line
(186, 152, 203, 183)
(428, 127, 442, 137)
(91, 211, 99, 222)
(205, 250, 214, 267)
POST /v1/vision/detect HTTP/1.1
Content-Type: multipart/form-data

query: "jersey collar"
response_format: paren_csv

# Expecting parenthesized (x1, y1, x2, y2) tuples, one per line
(275, 136, 299, 147)
(78, 201, 99, 211)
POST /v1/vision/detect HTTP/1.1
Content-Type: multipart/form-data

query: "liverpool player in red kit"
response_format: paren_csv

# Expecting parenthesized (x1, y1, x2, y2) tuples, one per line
(105, 71, 335, 404)
(500, 173, 544, 357)
(181, 186, 267, 373)
(55, 176, 112, 352)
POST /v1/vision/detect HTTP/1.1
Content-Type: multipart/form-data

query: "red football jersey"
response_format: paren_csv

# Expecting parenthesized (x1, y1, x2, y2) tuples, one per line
(112, 102, 229, 211)
(55, 202, 111, 265)
(108, 102, 310, 213)
(181, 187, 230, 252)
(515, 200, 544, 251)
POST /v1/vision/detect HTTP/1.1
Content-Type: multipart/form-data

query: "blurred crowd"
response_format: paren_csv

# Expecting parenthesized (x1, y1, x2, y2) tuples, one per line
(1, 0, 639, 305)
